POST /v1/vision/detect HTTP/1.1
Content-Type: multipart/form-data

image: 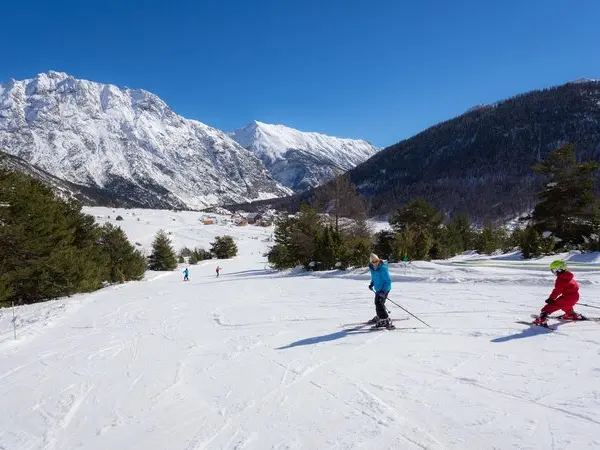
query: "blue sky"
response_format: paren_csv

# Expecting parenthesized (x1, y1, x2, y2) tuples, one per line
(1, 0, 599, 147)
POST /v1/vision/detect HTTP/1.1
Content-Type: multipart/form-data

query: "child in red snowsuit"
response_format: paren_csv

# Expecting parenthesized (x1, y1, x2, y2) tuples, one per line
(534, 260, 584, 326)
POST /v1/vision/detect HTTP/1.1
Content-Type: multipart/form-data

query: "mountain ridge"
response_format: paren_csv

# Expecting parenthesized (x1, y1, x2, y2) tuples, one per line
(230, 120, 378, 191)
(0, 71, 292, 209)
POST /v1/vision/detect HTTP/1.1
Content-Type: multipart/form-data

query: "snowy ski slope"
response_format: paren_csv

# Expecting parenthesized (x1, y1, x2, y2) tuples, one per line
(1, 207, 600, 449)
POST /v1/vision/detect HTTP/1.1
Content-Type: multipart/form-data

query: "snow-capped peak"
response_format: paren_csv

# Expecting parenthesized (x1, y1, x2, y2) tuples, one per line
(0, 72, 292, 209)
(230, 121, 378, 191)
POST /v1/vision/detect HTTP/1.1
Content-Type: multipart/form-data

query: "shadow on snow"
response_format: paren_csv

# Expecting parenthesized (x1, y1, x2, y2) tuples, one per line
(490, 325, 553, 343)
(276, 326, 415, 349)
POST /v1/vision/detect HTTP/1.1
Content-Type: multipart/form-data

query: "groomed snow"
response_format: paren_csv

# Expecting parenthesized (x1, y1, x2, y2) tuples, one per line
(1, 207, 600, 449)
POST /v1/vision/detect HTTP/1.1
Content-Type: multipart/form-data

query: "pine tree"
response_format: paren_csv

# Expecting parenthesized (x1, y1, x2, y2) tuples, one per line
(267, 213, 299, 269)
(0, 275, 12, 307)
(210, 236, 238, 259)
(0, 170, 105, 303)
(148, 230, 178, 270)
(519, 226, 542, 259)
(179, 247, 193, 258)
(373, 230, 397, 261)
(414, 229, 434, 260)
(390, 199, 444, 235)
(291, 205, 321, 266)
(98, 223, 146, 282)
(338, 235, 372, 268)
(267, 244, 292, 270)
(390, 200, 442, 260)
(532, 143, 599, 247)
(0, 169, 150, 304)
(475, 224, 497, 255)
(314, 225, 337, 269)
(446, 212, 473, 253)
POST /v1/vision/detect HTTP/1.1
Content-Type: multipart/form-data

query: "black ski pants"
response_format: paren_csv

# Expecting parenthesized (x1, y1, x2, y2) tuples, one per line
(374, 291, 389, 319)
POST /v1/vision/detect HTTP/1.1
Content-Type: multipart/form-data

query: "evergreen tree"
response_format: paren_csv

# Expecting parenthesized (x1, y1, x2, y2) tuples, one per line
(0, 169, 152, 304)
(98, 223, 146, 282)
(210, 236, 238, 259)
(338, 235, 372, 269)
(179, 247, 193, 258)
(532, 143, 599, 247)
(189, 248, 211, 264)
(414, 229, 434, 260)
(148, 230, 178, 270)
(390, 199, 444, 235)
(291, 205, 321, 266)
(390, 200, 442, 260)
(0, 170, 104, 303)
(0, 275, 12, 307)
(267, 244, 292, 270)
(446, 212, 474, 253)
(267, 213, 299, 269)
(373, 230, 397, 261)
(314, 225, 337, 269)
(475, 224, 497, 255)
(519, 226, 542, 259)
(393, 226, 417, 261)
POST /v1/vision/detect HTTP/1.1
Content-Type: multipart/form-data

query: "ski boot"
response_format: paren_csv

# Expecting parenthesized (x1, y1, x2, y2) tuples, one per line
(373, 318, 394, 329)
(367, 316, 379, 325)
(559, 311, 587, 321)
(532, 313, 549, 328)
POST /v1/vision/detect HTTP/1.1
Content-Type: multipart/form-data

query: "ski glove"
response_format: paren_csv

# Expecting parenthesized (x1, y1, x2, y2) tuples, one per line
(376, 291, 388, 300)
(368, 282, 374, 291)
(545, 298, 555, 304)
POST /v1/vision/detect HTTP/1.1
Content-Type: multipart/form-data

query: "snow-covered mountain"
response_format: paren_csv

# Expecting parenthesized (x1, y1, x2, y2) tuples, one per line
(0, 72, 292, 209)
(230, 121, 378, 191)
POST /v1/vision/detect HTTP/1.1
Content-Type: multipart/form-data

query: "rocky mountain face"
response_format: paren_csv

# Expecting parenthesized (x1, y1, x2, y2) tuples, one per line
(0, 150, 178, 208)
(230, 121, 378, 192)
(0, 71, 292, 210)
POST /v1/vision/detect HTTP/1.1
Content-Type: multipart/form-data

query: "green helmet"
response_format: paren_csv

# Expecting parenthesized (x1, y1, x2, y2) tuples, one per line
(549, 260, 568, 274)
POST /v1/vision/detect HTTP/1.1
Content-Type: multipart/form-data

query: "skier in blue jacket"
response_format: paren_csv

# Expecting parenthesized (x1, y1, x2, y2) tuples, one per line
(368, 253, 393, 328)
(183, 267, 189, 281)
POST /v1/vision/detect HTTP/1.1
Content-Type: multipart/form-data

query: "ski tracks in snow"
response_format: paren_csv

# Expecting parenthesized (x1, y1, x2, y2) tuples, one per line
(42, 383, 95, 450)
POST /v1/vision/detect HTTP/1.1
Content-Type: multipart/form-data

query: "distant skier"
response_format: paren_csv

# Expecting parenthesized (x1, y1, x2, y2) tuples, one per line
(183, 267, 189, 282)
(533, 260, 584, 326)
(216, 266, 221, 278)
(368, 253, 393, 328)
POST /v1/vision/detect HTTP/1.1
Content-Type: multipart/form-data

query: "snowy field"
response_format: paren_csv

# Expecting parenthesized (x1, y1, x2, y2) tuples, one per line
(1, 207, 600, 449)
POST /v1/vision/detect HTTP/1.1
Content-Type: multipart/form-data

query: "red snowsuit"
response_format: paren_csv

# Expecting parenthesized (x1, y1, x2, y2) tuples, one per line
(541, 270, 579, 315)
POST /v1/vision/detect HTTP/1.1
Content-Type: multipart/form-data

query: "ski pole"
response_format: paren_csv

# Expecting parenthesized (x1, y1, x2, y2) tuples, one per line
(386, 297, 432, 328)
(579, 303, 600, 310)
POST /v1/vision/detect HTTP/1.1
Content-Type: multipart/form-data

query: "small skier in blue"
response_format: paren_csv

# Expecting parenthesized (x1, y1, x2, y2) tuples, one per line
(368, 253, 393, 328)
(183, 267, 189, 281)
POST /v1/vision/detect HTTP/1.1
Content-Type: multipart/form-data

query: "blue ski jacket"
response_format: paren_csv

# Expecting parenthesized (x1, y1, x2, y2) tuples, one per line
(369, 261, 392, 293)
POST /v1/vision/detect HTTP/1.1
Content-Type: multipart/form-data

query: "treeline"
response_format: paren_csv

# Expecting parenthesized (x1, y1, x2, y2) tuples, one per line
(267, 176, 372, 270)
(0, 170, 146, 306)
(176, 235, 238, 265)
(0, 168, 242, 306)
(267, 144, 600, 270)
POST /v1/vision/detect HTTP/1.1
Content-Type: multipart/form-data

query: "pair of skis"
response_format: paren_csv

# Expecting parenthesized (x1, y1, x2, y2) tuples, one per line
(341, 317, 410, 331)
(517, 314, 600, 330)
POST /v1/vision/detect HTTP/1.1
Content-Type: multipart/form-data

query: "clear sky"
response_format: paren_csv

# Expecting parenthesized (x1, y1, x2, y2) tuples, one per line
(1, 0, 599, 147)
